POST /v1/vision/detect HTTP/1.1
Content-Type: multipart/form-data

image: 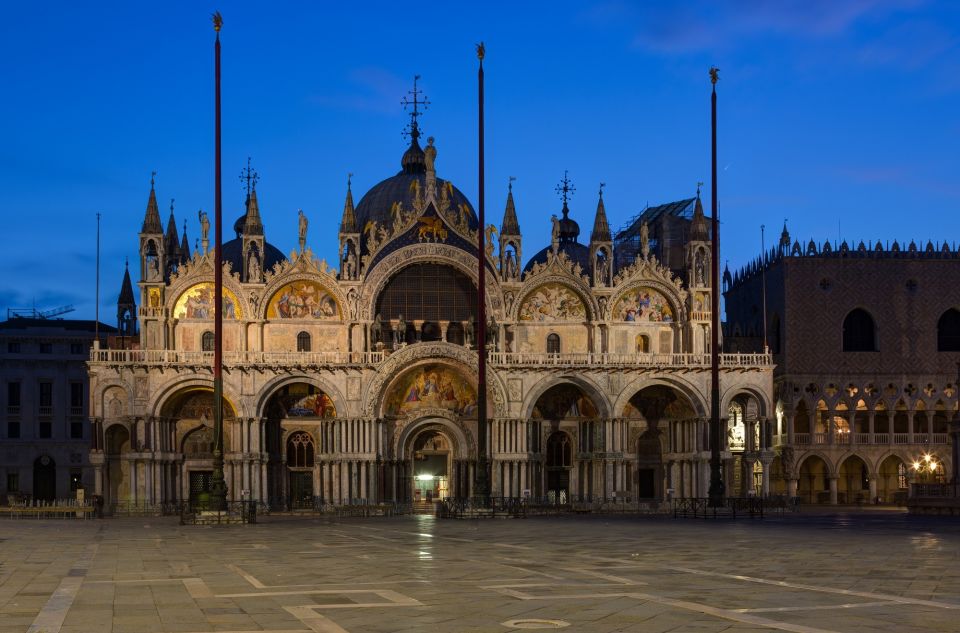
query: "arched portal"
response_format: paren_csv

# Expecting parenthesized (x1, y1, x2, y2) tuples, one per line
(838, 454, 869, 504)
(798, 455, 829, 504)
(623, 385, 695, 499)
(160, 388, 236, 504)
(878, 454, 908, 505)
(33, 455, 56, 501)
(263, 383, 337, 507)
(410, 429, 452, 504)
(531, 383, 601, 500)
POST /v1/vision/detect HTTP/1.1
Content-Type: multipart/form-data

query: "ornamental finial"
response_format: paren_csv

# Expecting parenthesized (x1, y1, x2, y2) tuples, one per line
(212, 11, 223, 32)
(709, 66, 720, 85)
(476, 42, 485, 61)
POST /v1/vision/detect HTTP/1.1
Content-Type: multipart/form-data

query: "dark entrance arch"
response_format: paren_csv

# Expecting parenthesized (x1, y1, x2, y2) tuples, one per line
(636, 431, 662, 498)
(33, 455, 56, 501)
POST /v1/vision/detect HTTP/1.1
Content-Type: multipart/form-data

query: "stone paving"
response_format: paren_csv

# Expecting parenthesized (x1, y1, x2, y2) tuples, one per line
(1, 510, 959, 632)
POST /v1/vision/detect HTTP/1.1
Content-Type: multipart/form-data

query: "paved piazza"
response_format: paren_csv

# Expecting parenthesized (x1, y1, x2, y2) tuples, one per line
(1, 512, 959, 633)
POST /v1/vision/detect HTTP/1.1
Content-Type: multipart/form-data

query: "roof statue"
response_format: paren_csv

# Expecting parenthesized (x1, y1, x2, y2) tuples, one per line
(298, 209, 308, 253)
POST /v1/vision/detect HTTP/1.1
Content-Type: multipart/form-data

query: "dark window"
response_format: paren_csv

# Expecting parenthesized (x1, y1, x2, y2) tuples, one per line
(769, 313, 781, 354)
(546, 432, 571, 468)
(7, 422, 20, 439)
(39, 382, 53, 410)
(70, 382, 84, 415)
(375, 263, 476, 322)
(547, 333, 561, 354)
(6, 472, 18, 493)
(296, 331, 311, 352)
(842, 309, 876, 352)
(937, 309, 960, 352)
(70, 342, 85, 355)
(201, 331, 215, 352)
(70, 422, 84, 439)
(70, 471, 83, 491)
(7, 342, 20, 353)
(7, 382, 21, 411)
(39, 342, 52, 354)
(39, 421, 52, 439)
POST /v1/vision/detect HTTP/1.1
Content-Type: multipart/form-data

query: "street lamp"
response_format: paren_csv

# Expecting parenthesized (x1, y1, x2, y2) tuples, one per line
(912, 453, 942, 483)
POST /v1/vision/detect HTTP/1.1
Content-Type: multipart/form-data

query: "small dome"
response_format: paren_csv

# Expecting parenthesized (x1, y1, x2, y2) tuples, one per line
(221, 238, 285, 275)
(354, 140, 478, 242)
(557, 203, 580, 243)
(523, 241, 592, 274)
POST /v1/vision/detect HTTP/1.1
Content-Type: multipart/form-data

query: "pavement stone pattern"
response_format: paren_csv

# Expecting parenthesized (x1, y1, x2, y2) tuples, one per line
(1, 510, 959, 632)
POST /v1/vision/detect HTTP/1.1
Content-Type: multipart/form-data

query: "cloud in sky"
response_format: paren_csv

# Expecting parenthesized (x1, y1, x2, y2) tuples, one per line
(309, 66, 410, 114)
(585, 0, 929, 55)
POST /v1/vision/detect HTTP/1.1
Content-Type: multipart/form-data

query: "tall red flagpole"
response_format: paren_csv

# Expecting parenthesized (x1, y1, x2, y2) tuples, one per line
(708, 67, 724, 508)
(474, 42, 490, 505)
(210, 11, 228, 510)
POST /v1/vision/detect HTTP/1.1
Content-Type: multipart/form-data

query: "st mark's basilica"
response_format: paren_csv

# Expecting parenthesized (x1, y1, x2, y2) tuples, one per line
(87, 95, 773, 511)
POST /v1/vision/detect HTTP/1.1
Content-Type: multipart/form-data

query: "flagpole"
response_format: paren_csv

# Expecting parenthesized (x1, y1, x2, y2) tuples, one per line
(708, 67, 724, 508)
(95, 212, 101, 347)
(474, 42, 490, 506)
(210, 11, 228, 511)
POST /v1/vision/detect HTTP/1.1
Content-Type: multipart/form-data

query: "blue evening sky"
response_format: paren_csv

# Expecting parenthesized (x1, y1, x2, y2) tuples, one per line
(1, 1, 958, 321)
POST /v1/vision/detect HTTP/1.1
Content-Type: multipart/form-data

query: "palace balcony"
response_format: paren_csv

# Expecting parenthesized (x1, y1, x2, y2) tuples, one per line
(89, 348, 772, 371)
(778, 431, 949, 447)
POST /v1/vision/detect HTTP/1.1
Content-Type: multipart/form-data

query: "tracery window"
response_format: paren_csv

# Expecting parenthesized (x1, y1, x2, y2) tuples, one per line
(183, 426, 214, 456)
(201, 331, 214, 352)
(937, 309, 960, 352)
(842, 309, 877, 352)
(297, 331, 311, 352)
(287, 431, 315, 468)
(547, 333, 561, 355)
(375, 263, 476, 322)
(897, 463, 907, 490)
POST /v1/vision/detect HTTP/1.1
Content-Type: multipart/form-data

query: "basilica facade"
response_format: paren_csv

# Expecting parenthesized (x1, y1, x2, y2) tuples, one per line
(87, 117, 773, 511)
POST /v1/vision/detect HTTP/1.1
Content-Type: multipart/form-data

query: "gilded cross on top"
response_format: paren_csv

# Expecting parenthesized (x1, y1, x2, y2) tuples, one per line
(240, 156, 259, 196)
(401, 75, 430, 141)
(555, 170, 575, 206)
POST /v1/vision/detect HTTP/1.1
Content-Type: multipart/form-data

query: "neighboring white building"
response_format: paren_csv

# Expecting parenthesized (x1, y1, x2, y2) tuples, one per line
(0, 316, 115, 503)
(87, 110, 774, 511)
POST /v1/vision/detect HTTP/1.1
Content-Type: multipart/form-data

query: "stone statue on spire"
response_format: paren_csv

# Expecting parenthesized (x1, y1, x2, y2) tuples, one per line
(298, 209, 308, 253)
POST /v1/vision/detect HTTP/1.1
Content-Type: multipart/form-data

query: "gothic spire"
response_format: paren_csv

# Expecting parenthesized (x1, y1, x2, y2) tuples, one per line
(780, 219, 791, 247)
(690, 191, 708, 242)
(500, 177, 520, 235)
(242, 184, 264, 236)
(180, 220, 191, 263)
(340, 174, 357, 233)
(118, 258, 135, 307)
(141, 171, 163, 234)
(590, 183, 611, 243)
(164, 198, 180, 261)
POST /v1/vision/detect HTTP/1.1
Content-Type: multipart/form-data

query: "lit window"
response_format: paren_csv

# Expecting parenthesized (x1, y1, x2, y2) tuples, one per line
(201, 331, 214, 352)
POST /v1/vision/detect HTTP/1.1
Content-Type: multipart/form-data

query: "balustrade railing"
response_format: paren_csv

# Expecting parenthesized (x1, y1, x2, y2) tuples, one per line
(894, 433, 910, 444)
(91, 347, 771, 369)
(791, 431, 948, 446)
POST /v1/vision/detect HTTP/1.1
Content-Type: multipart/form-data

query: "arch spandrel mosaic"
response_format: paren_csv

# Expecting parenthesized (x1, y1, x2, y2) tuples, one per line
(266, 281, 340, 320)
(173, 283, 242, 319)
(518, 283, 586, 322)
(162, 390, 236, 420)
(385, 364, 477, 417)
(613, 287, 673, 322)
(267, 384, 337, 418)
(532, 384, 599, 419)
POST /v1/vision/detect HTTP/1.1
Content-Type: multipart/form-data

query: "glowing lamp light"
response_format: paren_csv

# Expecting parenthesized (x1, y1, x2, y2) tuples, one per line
(416, 474, 435, 481)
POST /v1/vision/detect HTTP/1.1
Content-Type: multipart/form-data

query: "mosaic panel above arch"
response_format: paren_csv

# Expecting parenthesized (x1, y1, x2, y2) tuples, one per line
(613, 286, 673, 322)
(161, 390, 236, 420)
(173, 283, 242, 320)
(266, 281, 340, 320)
(518, 283, 587, 322)
(266, 383, 337, 418)
(385, 363, 477, 417)
(532, 384, 599, 420)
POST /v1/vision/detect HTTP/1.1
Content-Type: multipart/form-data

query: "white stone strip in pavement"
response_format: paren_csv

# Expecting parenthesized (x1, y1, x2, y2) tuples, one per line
(667, 565, 960, 611)
(484, 584, 843, 633)
(736, 601, 894, 613)
(26, 543, 98, 633)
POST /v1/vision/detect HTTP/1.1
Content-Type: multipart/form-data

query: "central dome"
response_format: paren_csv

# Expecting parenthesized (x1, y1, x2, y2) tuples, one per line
(354, 138, 478, 235)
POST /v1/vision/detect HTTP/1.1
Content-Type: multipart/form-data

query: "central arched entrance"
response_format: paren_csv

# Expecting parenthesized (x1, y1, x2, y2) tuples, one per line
(410, 429, 452, 504)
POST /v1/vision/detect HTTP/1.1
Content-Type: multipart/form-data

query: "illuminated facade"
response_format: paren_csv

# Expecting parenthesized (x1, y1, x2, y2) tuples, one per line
(87, 117, 773, 510)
